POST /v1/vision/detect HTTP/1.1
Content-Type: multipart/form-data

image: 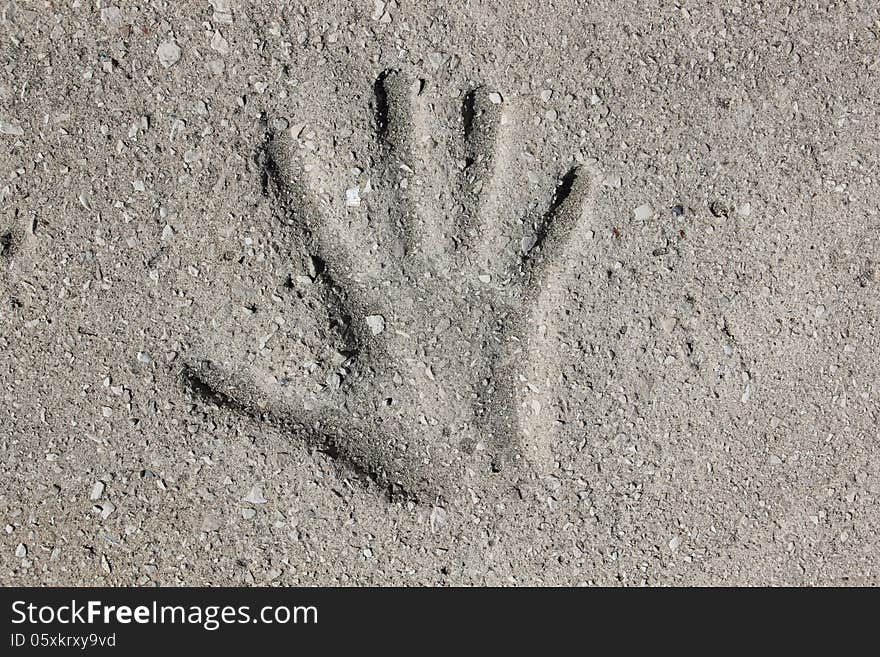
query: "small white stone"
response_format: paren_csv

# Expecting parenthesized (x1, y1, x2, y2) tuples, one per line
(243, 485, 267, 504)
(633, 203, 654, 221)
(366, 314, 385, 335)
(669, 536, 681, 551)
(157, 39, 182, 68)
(521, 234, 538, 254)
(200, 514, 223, 532)
(488, 92, 503, 105)
(345, 186, 360, 206)
(660, 317, 677, 335)
(90, 481, 105, 501)
(170, 118, 186, 140)
(210, 31, 229, 55)
(429, 506, 447, 532)
(427, 52, 446, 69)
(15, 543, 27, 558)
(602, 175, 622, 188)
(0, 120, 24, 136)
(540, 89, 553, 103)
(289, 122, 306, 139)
(100, 7, 123, 29)
(478, 274, 491, 283)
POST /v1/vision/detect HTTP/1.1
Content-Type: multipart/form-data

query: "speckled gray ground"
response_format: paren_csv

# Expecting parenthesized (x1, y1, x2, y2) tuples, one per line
(2, 1, 879, 585)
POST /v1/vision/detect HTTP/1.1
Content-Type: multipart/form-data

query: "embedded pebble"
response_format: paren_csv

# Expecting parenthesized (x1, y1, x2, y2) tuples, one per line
(0, 120, 24, 136)
(157, 39, 182, 68)
(633, 203, 654, 221)
(100, 6, 122, 28)
(170, 118, 186, 140)
(366, 314, 385, 335)
(200, 513, 223, 532)
(90, 481, 105, 501)
(210, 31, 229, 55)
(602, 174, 622, 188)
(345, 186, 361, 206)
(429, 506, 447, 532)
(15, 543, 27, 558)
(243, 485, 267, 504)
(488, 92, 503, 105)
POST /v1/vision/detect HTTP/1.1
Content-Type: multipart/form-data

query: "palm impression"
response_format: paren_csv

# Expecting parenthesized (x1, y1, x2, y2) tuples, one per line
(184, 71, 590, 501)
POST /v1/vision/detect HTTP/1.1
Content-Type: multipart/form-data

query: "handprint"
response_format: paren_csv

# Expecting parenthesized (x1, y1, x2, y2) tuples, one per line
(183, 71, 590, 502)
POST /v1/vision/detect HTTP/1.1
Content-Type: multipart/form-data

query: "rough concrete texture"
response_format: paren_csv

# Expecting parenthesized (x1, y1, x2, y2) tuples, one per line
(1, 1, 879, 585)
